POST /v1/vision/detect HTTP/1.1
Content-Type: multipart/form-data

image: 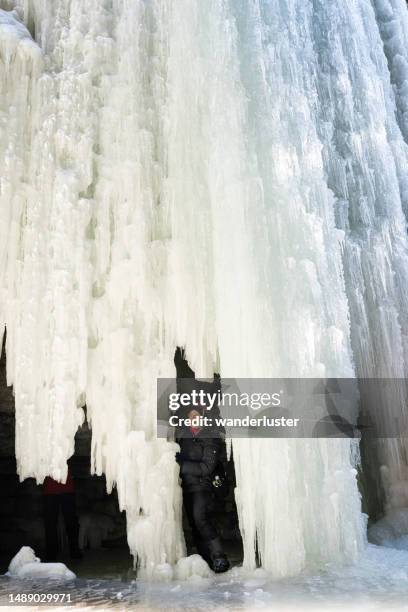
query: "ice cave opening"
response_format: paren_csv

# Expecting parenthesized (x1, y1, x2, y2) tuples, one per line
(0, 340, 244, 577)
(0, 337, 131, 575)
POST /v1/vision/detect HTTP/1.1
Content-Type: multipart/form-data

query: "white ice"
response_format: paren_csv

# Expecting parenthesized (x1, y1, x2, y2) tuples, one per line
(1, 0, 408, 581)
(7, 547, 75, 582)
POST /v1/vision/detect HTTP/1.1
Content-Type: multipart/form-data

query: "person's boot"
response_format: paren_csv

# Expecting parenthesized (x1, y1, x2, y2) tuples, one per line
(203, 537, 230, 573)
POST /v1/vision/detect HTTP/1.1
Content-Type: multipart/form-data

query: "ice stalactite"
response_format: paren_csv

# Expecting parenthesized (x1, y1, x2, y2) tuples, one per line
(0, 1, 186, 571)
(1, 0, 408, 576)
(1, 5, 91, 484)
(0, 9, 42, 352)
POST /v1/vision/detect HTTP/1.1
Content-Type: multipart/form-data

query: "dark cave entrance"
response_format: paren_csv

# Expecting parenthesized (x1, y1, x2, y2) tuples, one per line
(0, 341, 243, 576)
(0, 342, 132, 577)
(1, 339, 389, 574)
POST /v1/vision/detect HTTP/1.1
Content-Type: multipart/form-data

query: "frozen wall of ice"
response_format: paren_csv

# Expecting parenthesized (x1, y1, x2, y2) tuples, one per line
(313, 0, 408, 524)
(1, 0, 408, 576)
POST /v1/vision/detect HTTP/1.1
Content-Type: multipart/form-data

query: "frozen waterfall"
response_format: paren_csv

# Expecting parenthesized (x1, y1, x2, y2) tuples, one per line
(1, 0, 408, 577)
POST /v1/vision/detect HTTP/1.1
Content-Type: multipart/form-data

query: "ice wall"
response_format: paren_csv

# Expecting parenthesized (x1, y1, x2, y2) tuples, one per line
(1, 0, 408, 576)
(374, 0, 408, 152)
(313, 0, 408, 518)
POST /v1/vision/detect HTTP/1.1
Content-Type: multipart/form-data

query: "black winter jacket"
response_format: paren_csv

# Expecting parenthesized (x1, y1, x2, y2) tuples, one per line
(177, 432, 225, 492)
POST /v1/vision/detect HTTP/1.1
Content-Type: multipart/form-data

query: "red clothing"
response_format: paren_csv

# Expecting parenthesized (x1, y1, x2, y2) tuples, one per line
(43, 469, 74, 495)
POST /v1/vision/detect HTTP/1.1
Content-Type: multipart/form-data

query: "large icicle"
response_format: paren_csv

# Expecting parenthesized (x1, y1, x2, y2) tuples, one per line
(0, 8, 42, 354)
(0, 1, 185, 571)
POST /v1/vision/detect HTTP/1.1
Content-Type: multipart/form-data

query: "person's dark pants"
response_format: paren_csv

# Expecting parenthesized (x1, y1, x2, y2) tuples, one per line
(43, 493, 80, 561)
(183, 489, 218, 548)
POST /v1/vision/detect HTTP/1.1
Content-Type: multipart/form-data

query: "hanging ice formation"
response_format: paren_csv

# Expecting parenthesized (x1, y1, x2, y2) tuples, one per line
(1, 0, 408, 577)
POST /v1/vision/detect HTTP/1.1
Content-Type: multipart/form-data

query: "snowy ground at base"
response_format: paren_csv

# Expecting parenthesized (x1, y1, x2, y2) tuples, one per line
(1, 545, 408, 610)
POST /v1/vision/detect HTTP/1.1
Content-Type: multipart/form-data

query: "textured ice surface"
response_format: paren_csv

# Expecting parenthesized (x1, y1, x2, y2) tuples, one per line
(7, 547, 75, 581)
(1, 0, 408, 578)
(7, 547, 39, 576)
(138, 554, 212, 582)
(374, 0, 408, 149)
(2, 545, 408, 610)
(368, 508, 408, 550)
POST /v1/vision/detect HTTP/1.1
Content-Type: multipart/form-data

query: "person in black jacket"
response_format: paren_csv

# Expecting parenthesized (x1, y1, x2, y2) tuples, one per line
(176, 406, 230, 573)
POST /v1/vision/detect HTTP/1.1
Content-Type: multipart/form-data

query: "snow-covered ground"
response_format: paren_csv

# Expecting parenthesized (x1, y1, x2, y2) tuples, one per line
(1, 545, 408, 610)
